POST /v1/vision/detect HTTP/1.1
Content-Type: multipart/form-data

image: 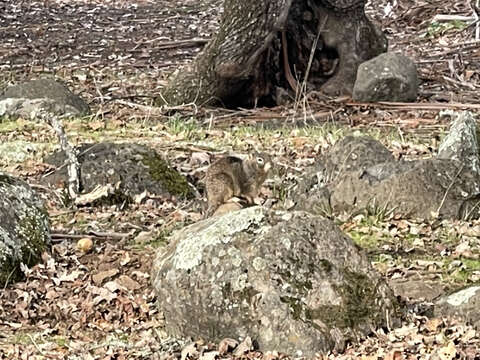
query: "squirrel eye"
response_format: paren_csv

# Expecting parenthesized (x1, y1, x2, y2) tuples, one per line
(257, 157, 264, 164)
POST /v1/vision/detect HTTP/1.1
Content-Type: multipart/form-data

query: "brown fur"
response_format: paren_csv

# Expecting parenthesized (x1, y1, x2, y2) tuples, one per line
(205, 153, 272, 217)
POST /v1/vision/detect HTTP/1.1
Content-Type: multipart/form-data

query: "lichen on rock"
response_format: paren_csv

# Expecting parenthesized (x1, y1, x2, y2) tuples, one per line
(42, 142, 192, 203)
(293, 135, 480, 220)
(0, 140, 44, 164)
(0, 172, 50, 285)
(152, 206, 401, 356)
(160, 206, 266, 271)
(0, 78, 90, 116)
(437, 111, 480, 175)
(434, 286, 480, 329)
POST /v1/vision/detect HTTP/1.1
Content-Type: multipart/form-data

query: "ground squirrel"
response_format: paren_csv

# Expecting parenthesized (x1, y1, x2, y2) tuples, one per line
(205, 152, 272, 217)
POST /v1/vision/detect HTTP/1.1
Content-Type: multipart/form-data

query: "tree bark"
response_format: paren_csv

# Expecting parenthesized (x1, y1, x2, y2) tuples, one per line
(160, 0, 387, 108)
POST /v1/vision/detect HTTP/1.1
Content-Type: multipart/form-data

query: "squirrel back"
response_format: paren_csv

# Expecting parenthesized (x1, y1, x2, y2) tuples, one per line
(205, 152, 272, 217)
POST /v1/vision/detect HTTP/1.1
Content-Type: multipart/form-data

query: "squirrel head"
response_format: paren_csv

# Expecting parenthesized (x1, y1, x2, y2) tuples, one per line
(249, 152, 272, 174)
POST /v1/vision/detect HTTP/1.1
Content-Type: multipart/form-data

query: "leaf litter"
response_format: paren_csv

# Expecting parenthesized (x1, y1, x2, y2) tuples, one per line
(1, 0, 480, 358)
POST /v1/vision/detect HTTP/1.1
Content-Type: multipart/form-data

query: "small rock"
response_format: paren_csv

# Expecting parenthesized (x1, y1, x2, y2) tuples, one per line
(76, 237, 93, 253)
(434, 286, 480, 328)
(0, 78, 90, 116)
(353, 52, 418, 102)
(293, 135, 480, 220)
(388, 278, 445, 302)
(437, 111, 480, 175)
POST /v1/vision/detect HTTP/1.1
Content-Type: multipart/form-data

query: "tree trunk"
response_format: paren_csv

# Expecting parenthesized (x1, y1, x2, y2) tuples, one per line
(160, 0, 387, 108)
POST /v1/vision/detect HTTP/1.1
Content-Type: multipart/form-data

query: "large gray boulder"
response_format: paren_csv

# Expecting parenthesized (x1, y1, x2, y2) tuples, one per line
(353, 52, 418, 102)
(294, 135, 394, 191)
(0, 78, 90, 117)
(152, 206, 401, 356)
(0, 173, 51, 285)
(42, 142, 192, 202)
(329, 158, 480, 219)
(293, 133, 480, 220)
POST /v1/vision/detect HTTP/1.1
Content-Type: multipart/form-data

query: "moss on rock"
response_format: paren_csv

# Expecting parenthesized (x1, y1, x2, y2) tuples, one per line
(43, 142, 192, 203)
(142, 154, 192, 198)
(152, 207, 402, 356)
(305, 270, 388, 330)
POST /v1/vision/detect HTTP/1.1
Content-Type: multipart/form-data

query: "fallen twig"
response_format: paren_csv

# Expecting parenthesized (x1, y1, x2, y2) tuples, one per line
(115, 99, 198, 114)
(432, 14, 476, 22)
(27, 334, 45, 356)
(346, 101, 480, 111)
(51, 230, 132, 242)
(436, 164, 464, 217)
(130, 38, 209, 51)
(41, 113, 80, 199)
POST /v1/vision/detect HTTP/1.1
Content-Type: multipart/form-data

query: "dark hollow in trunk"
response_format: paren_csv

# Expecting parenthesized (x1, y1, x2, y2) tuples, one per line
(160, 0, 387, 109)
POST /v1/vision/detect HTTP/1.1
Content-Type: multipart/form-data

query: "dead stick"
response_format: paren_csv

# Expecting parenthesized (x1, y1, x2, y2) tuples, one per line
(115, 99, 198, 113)
(281, 30, 298, 93)
(51, 231, 131, 241)
(41, 113, 80, 199)
(130, 38, 209, 51)
(346, 101, 480, 110)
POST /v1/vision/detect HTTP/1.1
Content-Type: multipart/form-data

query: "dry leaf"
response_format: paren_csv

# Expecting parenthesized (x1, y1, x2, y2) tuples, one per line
(104, 280, 124, 293)
(181, 342, 199, 360)
(120, 252, 131, 266)
(191, 151, 211, 165)
(436, 341, 456, 360)
(57, 270, 83, 283)
(291, 137, 310, 148)
(263, 351, 279, 360)
(133, 231, 153, 244)
(92, 269, 119, 286)
(462, 328, 477, 342)
(87, 121, 104, 130)
(424, 318, 443, 332)
(232, 336, 253, 356)
(218, 338, 238, 355)
(453, 241, 472, 257)
(89, 285, 117, 304)
(117, 275, 141, 291)
(45, 289, 58, 300)
(74, 183, 118, 206)
(199, 351, 219, 360)
(385, 350, 404, 360)
(134, 190, 148, 204)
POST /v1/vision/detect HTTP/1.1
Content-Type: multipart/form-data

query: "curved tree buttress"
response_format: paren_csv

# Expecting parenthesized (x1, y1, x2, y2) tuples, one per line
(160, 0, 387, 108)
